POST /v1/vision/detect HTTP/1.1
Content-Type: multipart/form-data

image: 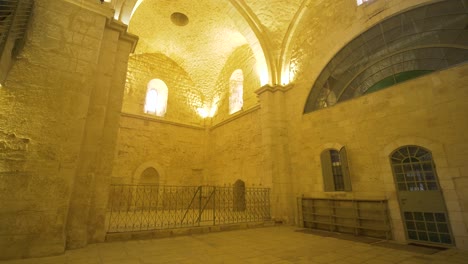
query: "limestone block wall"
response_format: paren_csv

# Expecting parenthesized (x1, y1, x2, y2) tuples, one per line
(287, 64, 468, 248)
(280, 0, 468, 248)
(123, 53, 204, 126)
(206, 108, 265, 187)
(111, 114, 206, 187)
(0, 0, 135, 259)
(0, 0, 105, 258)
(211, 44, 260, 124)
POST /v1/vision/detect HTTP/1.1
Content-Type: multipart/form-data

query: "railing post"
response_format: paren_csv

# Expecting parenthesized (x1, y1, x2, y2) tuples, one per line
(198, 186, 202, 226)
(213, 186, 216, 226)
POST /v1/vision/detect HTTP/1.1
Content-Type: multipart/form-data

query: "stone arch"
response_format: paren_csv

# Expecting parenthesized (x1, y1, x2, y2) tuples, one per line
(279, 0, 312, 85)
(133, 161, 165, 185)
(317, 142, 345, 154)
(139, 167, 159, 184)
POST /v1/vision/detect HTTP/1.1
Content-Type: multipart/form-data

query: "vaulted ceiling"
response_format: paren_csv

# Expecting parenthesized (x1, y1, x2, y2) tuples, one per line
(110, 0, 303, 100)
(105, 0, 468, 113)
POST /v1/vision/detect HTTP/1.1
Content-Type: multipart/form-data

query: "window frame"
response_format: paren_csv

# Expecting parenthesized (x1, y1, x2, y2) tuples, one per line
(144, 79, 168, 117)
(321, 147, 352, 192)
(229, 69, 244, 114)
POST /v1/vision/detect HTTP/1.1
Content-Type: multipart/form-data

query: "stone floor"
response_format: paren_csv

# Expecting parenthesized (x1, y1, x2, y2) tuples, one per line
(2, 226, 468, 264)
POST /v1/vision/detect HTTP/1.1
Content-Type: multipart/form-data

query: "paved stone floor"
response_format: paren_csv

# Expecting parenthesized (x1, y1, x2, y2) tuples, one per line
(2, 226, 468, 264)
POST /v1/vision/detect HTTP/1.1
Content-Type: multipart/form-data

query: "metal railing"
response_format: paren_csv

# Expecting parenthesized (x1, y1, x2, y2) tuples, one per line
(0, 0, 33, 49)
(107, 184, 271, 233)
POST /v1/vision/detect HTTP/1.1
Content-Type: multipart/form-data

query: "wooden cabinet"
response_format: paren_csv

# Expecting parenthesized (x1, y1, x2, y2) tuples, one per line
(300, 198, 391, 239)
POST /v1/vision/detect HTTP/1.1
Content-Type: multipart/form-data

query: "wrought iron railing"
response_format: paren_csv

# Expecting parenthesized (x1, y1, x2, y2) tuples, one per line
(0, 0, 33, 51)
(107, 184, 271, 233)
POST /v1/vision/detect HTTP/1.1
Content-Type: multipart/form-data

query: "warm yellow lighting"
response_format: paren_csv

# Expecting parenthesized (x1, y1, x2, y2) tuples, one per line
(197, 96, 220, 119)
(229, 70, 243, 114)
(281, 71, 290, 86)
(124, 0, 144, 24)
(209, 105, 218, 117)
(144, 79, 168, 117)
(257, 63, 269, 86)
(357, 0, 371, 6)
(284, 61, 298, 85)
(197, 108, 209, 118)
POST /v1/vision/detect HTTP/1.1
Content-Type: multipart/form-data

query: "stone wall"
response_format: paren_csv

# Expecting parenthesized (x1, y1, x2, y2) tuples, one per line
(123, 52, 204, 126)
(0, 0, 136, 259)
(287, 64, 468, 248)
(280, 0, 468, 248)
(206, 108, 264, 187)
(111, 114, 206, 186)
(211, 44, 260, 124)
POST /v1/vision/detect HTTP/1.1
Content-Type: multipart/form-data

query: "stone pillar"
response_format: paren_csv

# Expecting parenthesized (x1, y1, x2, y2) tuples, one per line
(87, 21, 138, 244)
(255, 84, 294, 223)
(65, 19, 137, 249)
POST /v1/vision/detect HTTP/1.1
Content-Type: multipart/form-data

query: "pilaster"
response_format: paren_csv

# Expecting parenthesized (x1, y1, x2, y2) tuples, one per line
(255, 84, 294, 223)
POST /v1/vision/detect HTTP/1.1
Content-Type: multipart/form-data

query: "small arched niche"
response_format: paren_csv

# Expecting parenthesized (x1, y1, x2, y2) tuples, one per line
(233, 179, 246, 211)
(139, 167, 160, 185)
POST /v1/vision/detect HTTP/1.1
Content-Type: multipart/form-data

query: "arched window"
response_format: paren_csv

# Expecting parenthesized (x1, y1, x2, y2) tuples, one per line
(390, 146, 438, 192)
(320, 147, 352, 191)
(144, 79, 168, 117)
(390, 146, 454, 245)
(229, 69, 244, 114)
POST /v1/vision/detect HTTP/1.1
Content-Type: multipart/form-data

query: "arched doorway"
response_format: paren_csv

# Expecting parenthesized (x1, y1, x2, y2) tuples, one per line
(233, 179, 246, 211)
(390, 145, 454, 246)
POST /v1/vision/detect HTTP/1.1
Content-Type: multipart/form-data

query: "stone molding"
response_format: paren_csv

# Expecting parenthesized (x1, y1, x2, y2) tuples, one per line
(120, 112, 205, 130)
(255, 84, 294, 96)
(105, 18, 139, 53)
(210, 104, 260, 130)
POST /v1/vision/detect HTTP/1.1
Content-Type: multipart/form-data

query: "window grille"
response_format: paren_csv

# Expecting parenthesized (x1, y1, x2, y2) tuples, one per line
(0, 0, 33, 83)
(390, 146, 438, 192)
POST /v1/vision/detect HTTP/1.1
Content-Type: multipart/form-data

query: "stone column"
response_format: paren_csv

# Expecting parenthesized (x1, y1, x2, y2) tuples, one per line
(87, 21, 138, 244)
(255, 84, 294, 223)
(65, 19, 137, 249)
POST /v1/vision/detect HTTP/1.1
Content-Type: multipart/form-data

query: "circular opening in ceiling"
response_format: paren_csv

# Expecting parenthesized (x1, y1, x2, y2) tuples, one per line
(171, 12, 189, 26)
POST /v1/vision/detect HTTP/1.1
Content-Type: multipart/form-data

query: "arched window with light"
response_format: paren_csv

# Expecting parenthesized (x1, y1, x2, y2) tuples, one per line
(144, 79, 168, 117)
(357, 0, 372, 6)
(229, 69, 244, 114)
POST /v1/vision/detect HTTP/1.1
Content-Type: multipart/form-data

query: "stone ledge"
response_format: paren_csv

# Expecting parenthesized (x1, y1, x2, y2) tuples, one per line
(105, 221, 277, 242)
